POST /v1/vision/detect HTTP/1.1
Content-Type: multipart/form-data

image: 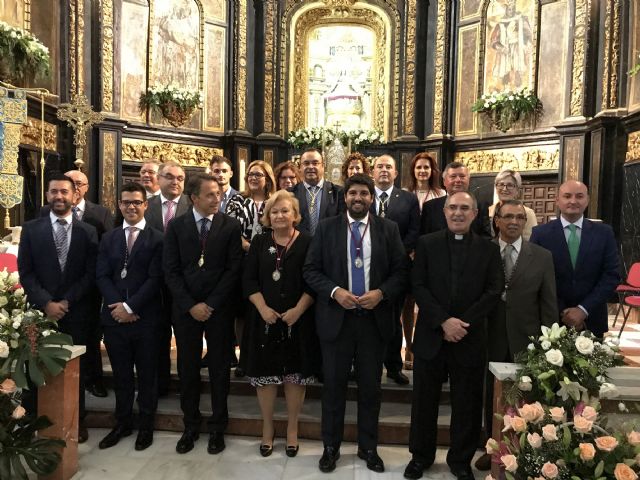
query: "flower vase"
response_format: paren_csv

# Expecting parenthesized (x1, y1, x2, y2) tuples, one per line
(159, 101, 195, 128)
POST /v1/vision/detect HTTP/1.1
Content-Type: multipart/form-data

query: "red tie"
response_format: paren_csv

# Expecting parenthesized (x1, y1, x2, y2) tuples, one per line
(127, 226, 139, 253)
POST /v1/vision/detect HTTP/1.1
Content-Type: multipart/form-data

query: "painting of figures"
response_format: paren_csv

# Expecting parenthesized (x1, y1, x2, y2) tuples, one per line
(201, 0, 225, 22)
(204, 24, 225, 131)
(151, 0, 199, 91)
(120, 0, 149, 120)
(484, 0, 535, 93)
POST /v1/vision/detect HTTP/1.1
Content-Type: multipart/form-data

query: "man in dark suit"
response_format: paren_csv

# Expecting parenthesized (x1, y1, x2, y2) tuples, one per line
(304, 174, 409, 473)
(210, 155, 238, 214)
(40, 169, 114, 398)
(144, 160, 191, 396)
(405, 191, 503, 480)
(96, 182, 164, 451)
(290, 148, 345, 235)
(164, 174, 243, 455)
(529, 180, 620, 337)
(18, 173, 99, 443)
(370, 154, 419, 385)
(420, 161, 490, 237)
(475, 199, 558, 471)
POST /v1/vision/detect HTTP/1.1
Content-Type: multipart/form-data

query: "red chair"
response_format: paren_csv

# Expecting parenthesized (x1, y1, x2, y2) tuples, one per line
(613, 262, 640, 337)
(0, 253, 18, 273)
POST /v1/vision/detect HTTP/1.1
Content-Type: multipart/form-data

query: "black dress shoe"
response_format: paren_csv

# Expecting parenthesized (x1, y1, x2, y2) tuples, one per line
(318, 446, 340, 473)
(78, 425, 89, 444)
(474, 453, 492, 471)
(176, 430, 199, 454)
(451, 468, 476, 480)
(98, 424, 132, 449)
(404, 459, 429, 479)
(86, 382, 108, 398)
(387, 370, 410, 385)
(234, 367, 245, 378)
(208, 432, 225, 454)
(134, 430, 154, 451)
(285, 445, 299, 457)
(357, 448, 385, 473)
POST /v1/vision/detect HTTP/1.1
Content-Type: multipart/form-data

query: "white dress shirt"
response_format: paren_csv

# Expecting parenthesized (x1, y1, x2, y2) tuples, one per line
(74, 198, 86, 220)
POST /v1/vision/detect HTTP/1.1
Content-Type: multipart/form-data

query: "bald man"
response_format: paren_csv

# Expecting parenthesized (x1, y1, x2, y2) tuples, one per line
(530, 180, 620, 337)
(41, 170, 114, 398)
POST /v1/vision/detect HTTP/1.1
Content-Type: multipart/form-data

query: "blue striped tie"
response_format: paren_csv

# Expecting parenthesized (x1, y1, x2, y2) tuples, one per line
(350, 221, 365, 296)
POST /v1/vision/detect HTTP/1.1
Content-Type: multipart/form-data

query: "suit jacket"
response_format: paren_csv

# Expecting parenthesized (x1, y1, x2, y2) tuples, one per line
(412, 229, 503, 366)
(18, 216, 99, 324)
(96, 225, 164, 327)
(40, 200, 113, 239)
(419, 195, 491, 238)
(487, 240, 558, 360)
(529, 218, 620, 336)
(163, 212, 243, 316)
(145, 194, 191, 233)
(303, 214, 409, 342)
(370, 186, 420, 252)
(290, 182, 346, 235)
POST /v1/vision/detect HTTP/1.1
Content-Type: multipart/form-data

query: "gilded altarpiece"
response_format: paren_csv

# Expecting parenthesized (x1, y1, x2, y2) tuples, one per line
(629, 0, 640, 111)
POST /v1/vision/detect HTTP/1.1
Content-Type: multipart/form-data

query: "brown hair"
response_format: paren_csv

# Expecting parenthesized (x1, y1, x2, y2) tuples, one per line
(261, 190, 302, 228)
(242, 160, 276, 198)
(341, 152, 371, 182)
(408, 153, 443, 193)
(274, 161, 302, 189)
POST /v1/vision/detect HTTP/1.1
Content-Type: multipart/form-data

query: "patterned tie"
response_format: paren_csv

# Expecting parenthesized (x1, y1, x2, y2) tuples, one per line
(308, 186, 319, 234)
(350, 221, 365, 296)
(503, 243, 515, 282)
(72, 206, 81, 221)
(200, 218, 210, 243)
(379, 192, 388, 218)
(567, 224, 580, 269)
(54, 218, 69, 271)
(220, 191, 228, 213)
(163, 200, 175, 231)
(127, 226, 139, 253)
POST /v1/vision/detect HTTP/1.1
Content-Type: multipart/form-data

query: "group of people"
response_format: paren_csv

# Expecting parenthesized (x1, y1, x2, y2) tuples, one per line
(16, 148, 620, 480)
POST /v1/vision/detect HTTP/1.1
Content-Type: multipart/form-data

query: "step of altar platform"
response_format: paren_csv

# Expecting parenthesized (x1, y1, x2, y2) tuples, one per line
(85, 392, 455, 446)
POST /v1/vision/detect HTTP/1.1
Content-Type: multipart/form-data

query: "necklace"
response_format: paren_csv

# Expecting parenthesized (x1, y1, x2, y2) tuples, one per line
(271, 229, 296, 281)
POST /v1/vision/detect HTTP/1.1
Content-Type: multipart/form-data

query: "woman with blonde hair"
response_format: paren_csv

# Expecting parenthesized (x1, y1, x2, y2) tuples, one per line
(489, 169, 537, 240)
(243, 190, 318, 457)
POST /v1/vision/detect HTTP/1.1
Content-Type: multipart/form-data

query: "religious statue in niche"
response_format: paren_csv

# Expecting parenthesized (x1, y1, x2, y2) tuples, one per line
(484, 0, 534, 93)
(151, 0, 199, 91)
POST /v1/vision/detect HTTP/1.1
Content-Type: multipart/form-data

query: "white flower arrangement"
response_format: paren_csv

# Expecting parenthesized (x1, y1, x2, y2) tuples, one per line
(139, 85, 203, 127)
(287, 127, 385, 149)
(0, 21, 50, 84)
(472, 86, 543, 133)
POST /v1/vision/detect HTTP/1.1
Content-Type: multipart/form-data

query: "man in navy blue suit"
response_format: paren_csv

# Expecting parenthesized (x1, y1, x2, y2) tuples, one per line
(530, 180, 620, 337)
(18, 173, 99, 443)
(96, 182, 164, 451)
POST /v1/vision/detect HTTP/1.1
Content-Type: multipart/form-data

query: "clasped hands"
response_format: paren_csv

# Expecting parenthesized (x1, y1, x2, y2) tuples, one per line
(108, 302, 139, 323)
(442, 317, 470, 343)
(560, 307, 586, 331)
(259, 305, 302, 326)
(190, 302, 214, 322)
(334, 288, 383, 310)
(44, 300, 69, 320)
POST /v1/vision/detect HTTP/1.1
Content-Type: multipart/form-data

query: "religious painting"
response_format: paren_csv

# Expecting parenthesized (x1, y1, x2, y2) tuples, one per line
(484, 0, 535, 93)
(151, 0, 200, 91)
(204, 23, 225, 131)
(201, 0, 225, 22)
(120, 0, 149, 120)
(29, 0, 60, 93)
(455, 25, 480, 135)
(0, 0, 24, 28)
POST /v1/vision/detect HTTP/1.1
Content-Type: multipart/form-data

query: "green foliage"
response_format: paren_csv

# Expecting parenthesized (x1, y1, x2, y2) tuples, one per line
(287, 127, 384, 149)
(0, 21, 50, 85)
(471, 86, 543, 133)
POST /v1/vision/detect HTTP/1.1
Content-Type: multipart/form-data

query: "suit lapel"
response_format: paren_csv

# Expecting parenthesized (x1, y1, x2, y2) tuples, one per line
(205, 212, 223, 251)
(319, 182, 333, 218)
(176, 194, 190, 217)
(387, 187, 402, 217)
(41, 219, 62, 276)
(368, 215, 381, 285)
(575, 219, 593, 273)
(551, 220, 573, 272)
(337, 215, 349, 284)
(509, 240, 533, 286)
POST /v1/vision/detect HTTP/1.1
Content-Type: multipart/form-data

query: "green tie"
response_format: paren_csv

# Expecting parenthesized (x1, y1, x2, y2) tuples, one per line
(567, 224, 580, 268)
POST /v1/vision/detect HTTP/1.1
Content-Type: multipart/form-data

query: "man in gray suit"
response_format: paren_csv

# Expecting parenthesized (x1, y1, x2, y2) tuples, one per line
(475, 199, 557, 471)
(144, 160, 191, 396)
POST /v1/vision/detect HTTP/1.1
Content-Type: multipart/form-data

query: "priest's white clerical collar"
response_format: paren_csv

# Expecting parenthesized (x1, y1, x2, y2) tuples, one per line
(454, 234, 464, 240)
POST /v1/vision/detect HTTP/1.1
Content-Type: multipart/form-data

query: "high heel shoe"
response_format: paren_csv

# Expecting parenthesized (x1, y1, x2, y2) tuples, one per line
(285, 445, 299, 457)
(259, 434, 275, 457)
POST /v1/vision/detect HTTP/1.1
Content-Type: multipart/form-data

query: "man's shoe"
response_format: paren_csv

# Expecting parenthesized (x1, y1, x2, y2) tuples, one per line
(357, 448, 385, 473)
(208, 432, 225, 454)
(234, 367, 245, 378)
(78, 425, 89, 444)
(134, 430, 154, 451)
(404, 459, 430, 479)
(318, 446, 340, 473)
(387, 370, 410, 385)
(86, 381, 108, 398)
(98, 424, 132, 449)
(474, 453, 492, 471)
(176, 430, 199, 454)
(451, 468, 476, 480)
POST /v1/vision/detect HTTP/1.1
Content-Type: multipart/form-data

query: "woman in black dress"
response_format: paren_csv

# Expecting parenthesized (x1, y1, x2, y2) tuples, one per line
(243, 190, 316, 458)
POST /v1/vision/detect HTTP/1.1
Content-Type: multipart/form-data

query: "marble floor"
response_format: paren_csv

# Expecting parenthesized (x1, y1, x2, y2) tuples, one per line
(73, 430, 487, 480)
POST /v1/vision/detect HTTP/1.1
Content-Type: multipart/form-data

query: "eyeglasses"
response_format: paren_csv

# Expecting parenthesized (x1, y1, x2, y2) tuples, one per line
(140, 169, 158, 175)
(120, 200, 145, 207)
(159, 174, 185, 182)
(247, 172, 265, 178)
(498, 213, 527, 221)
(496, 182, 517, 190)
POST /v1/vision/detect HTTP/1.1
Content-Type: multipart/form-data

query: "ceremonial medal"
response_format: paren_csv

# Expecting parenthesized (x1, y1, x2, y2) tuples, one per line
(120, 268, 127, 279)
(198, 254, 205, 267)
(354, 257, 364, 269)
(272, 270, 281, 281)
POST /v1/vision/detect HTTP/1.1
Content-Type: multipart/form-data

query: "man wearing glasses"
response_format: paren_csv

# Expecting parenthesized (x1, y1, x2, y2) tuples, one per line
(139, 160, 161, 197)
(145, 160, 191, 396)
(474, 199, 557, 471)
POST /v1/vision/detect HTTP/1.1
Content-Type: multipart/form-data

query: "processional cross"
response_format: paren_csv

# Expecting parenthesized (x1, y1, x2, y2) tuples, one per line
(57, 94, 104, 170)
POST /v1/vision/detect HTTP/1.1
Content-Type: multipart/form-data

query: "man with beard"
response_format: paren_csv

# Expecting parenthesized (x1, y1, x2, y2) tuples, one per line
(405, 191, 502, 480)
(18, 173, 99, 443)
(290, 148, 345, 235)
(304, 174, 409, 473)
